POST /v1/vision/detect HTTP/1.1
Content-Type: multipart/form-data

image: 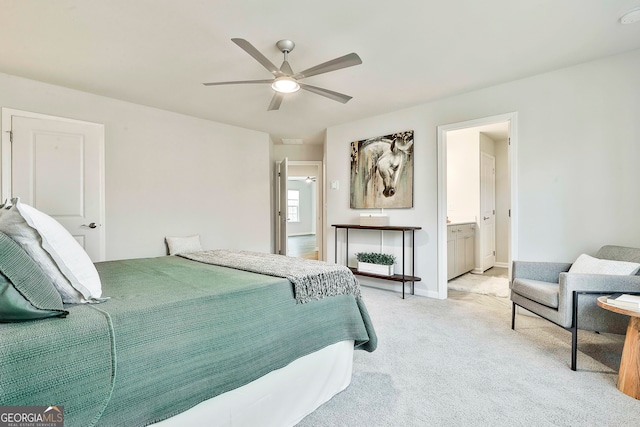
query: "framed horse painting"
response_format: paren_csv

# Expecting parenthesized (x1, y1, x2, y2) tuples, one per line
(350, 130, 414, 209)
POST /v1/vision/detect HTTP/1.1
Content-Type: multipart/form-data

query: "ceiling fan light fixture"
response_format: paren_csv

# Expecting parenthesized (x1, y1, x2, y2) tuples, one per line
(272, 77, 300, 93)
(203, 38, 361, 110)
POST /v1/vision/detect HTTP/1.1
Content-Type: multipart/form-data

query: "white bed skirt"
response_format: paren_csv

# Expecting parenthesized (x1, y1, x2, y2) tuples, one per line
(152, 340, 354, 427)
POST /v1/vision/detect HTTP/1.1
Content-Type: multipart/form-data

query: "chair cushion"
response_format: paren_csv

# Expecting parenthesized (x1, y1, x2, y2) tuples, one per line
(569, 253, 640, 275)
(511, 278, 559, 308)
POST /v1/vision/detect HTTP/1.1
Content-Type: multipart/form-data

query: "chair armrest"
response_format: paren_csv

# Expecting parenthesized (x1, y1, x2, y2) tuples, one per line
(512, 261, 572, 283)
(559, 272, 640, 295)
(557, 273, 640, 329)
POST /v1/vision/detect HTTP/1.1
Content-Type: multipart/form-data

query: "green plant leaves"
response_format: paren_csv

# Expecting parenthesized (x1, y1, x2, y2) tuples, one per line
(355, 252, 396, 265)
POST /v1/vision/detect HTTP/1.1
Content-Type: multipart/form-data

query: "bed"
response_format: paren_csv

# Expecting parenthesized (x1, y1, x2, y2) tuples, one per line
(1, 254, 377, 426)
(0, 200, 377, 427)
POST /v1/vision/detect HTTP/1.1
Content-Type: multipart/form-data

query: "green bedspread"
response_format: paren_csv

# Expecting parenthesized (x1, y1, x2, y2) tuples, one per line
(0, 256, 377, 427)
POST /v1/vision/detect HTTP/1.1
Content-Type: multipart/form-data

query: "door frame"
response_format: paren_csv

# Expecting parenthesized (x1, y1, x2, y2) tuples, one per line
(1, 108, 106, 260)
(287, 160, 324, 260)
(275, 158, 289, 256)
(436, 112, 518, 300)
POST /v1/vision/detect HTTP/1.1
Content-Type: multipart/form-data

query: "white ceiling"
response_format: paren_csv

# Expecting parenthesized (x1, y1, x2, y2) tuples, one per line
(1, 1, 640, 145)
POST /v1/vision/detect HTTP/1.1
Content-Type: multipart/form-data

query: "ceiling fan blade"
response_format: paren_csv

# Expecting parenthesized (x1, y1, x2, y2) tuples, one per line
(293, 53, 362, 79)
(202, 79, 273, 86)
(268, 93, 285, 111)
(232, 38, 283, 77)
(299, 83, 352, 104)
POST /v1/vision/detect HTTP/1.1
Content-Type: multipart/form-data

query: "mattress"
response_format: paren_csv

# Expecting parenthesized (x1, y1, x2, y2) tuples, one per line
(152, 340, 355, 427)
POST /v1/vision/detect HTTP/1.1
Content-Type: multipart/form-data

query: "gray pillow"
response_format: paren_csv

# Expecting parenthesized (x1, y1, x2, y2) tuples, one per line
(0, 231, 67, 321)
(0, 199, 104, 303)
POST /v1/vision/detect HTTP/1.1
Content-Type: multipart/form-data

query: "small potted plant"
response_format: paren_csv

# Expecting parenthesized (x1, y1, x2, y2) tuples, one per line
(355, 252, 396, 276)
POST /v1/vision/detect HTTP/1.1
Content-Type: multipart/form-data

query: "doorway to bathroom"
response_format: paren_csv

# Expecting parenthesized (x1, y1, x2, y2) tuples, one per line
(437, 113, 518, 299)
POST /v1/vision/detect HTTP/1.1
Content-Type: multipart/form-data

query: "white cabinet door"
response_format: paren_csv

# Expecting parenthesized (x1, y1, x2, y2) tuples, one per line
(447, 229, 456, 280)
(448, 224, 476, 280)
(464, 235, 475, 273)
(11, 115, 105, 261)
(454, 231, 466, 277)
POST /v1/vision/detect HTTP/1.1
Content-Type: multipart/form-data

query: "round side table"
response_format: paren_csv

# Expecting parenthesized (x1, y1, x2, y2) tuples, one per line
(597, 296, 640, 399)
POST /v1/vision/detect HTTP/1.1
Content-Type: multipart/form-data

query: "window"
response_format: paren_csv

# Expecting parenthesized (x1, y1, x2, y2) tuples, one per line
(287, 190, 300, 222)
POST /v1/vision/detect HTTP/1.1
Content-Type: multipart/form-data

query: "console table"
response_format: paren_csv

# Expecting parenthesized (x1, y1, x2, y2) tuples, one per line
(332, 224, 421, 299)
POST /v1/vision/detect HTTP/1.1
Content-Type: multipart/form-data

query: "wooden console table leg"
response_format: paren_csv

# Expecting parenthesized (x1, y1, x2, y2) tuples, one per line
(618, 316, 640, 399)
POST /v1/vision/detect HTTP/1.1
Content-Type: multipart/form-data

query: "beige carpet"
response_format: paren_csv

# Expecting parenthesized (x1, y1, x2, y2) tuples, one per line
(448, 267, 510, 298)
(297, 286, 634, 427)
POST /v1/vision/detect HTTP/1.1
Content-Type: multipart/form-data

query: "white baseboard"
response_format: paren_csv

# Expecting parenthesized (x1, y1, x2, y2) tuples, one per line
(415, 288, 441, 299)
(471, 263, 509, 274)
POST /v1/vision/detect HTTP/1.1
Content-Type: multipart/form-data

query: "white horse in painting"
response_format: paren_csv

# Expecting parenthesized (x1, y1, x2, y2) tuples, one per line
(351, 131, 414, 208)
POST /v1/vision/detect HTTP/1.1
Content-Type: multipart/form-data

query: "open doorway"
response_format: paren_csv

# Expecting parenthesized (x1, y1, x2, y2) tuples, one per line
(280, 161, 323, 260)
(287, 174, 318, 260)
(437, 113, 518, 299)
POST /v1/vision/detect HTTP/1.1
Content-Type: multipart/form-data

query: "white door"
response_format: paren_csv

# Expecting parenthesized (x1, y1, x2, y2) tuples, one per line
(10, 114, 105, 261)
(275, 158, 288, 255)
(480, 152, 496, 271)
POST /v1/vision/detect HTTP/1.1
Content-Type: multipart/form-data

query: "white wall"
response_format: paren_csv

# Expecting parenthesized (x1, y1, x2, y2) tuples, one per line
(0, 72, 272, 260)
(272, 144, 324, 162)
(326, 48, 640, 297)
(447, 128, 480, 224)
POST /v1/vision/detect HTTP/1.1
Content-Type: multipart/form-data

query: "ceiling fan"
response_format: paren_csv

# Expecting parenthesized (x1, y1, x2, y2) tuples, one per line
(202, 38, 362, 111)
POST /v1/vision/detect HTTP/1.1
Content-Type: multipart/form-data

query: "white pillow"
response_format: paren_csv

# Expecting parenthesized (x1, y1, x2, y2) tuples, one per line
(0, 198, 103, 303)
(165, 235, 202, 255)
(569, 253, 640, 276)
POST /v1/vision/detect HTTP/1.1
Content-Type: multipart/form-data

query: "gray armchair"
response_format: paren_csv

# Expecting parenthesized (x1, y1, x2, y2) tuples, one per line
(510, 245, 640, 370)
